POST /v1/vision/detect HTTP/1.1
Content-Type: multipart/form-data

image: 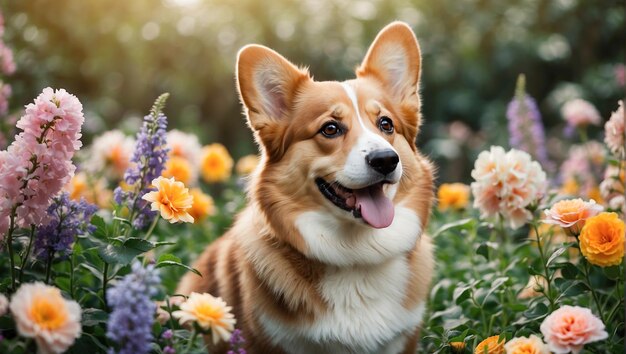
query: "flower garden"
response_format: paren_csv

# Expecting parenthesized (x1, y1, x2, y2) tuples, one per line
(1, 2, 625, 354)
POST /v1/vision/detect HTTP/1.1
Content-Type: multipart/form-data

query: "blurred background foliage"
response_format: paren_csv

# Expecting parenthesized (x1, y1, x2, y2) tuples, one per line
(4, 0, 625, 183)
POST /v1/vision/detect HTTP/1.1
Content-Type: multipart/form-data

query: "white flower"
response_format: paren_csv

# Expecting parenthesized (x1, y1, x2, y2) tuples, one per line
(10, 282, 82, 354)
(471, 146, 547, 229)
(604, 100, 625, 157)
(83, 130, 135, 180)
(561, 98, 601, 127)
(172, 292, 236, 345)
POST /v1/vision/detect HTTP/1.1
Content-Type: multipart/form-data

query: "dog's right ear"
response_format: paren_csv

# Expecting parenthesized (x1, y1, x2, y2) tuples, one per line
(236, 45, 310, 131)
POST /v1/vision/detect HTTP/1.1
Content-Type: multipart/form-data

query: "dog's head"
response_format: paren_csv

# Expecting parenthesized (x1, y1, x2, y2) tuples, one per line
(237, 22, 433, 265)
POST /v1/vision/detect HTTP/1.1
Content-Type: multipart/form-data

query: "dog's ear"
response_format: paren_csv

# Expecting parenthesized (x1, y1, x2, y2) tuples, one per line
(237, 45, 310, 128)
(357, 22, 422, 148)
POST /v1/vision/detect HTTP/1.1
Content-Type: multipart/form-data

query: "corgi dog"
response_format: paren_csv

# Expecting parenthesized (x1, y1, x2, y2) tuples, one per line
(176, 21, 434, 354)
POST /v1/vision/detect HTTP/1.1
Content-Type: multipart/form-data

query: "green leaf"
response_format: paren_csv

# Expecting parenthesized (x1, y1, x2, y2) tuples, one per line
(433, 218, 476, 238)
(97, 244, 144, 265)
(482, 277, 509, 305)
(90, 215, 108, 240)
(453, 285, 472, 305)
(523, 302, 548, 319)
(561, 262, 580, 279)
(603, 265, 621, 280)
(476, 243, 489, 260)
(123, 237, 155, 252)
(528, 265, 543, 277)
(156, 253, 202, 276)
(546, 246, 568, 267)
(81, 308, 108, 327)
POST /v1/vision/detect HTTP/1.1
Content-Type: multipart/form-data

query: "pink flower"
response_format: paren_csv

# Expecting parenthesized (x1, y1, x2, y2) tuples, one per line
(471, 146, 547, 229)
(0, 42, 15, 75)
(0, 81, 10, 116)
(10, 282, 82, 354)
(600, 162, 625, 211)
(604, 100, 624, 157)
(540, 305, 608, 354)
(561, 99, 601, 128)
(0, 88, 84, 236)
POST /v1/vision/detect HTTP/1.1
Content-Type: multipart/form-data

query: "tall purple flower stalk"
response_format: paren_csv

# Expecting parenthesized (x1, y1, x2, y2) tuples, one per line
(506, 74, 552, 171)
(34, 192, 97, 262)
(107, 262, 161, 354)
(114, 94, 169, 229)
(227, 329, 246, 354)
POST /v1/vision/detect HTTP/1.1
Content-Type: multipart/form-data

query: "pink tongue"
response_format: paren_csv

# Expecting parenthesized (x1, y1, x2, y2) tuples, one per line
(354, 184, 394, 229)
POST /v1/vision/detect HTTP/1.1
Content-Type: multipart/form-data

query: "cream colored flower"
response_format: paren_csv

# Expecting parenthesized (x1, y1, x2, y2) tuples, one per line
(561, 98, 601, 127)
(600, 162, 625, 211)
(504, 335, 549, 354)
(541, 305, 607, 353)
(543, 198, 603, 235)
(84, 130, 135, 180)
(604, 100, 625, 157)
(172, 292, 236, 345)
(166, 130, 202, 184)
(10, 282, 82, 354)
(235, 154, 260, 176)
(471, 146, 547, 229)
(142, 176, 194, 223)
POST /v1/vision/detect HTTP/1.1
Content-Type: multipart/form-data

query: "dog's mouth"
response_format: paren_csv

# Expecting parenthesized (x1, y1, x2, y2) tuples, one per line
(315, 178, 395, 229)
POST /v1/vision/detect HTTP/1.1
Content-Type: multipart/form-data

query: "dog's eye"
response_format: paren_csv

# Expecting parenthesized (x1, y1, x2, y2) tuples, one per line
(378, 117, 394, 134)
(320, 122, 342, 138)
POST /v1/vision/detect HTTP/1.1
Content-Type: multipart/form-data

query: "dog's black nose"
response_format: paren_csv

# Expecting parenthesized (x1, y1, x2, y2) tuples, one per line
(366, 149, 399, 175)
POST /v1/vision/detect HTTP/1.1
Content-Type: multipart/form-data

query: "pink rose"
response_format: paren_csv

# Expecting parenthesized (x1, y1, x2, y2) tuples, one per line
(540, 305, 608, 354)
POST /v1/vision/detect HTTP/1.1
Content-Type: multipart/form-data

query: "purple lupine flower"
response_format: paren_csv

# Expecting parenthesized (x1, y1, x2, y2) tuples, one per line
(114, 94, 169, 229)
(163, 346, 176, 354)
(227, 329, 246, 354)
(33, 193, 97, 261)
(506, 74, 552, 172)
(107, 262, 161, 354)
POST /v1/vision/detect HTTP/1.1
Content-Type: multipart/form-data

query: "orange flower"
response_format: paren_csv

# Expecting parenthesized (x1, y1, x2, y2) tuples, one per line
(235, 154, 260, 175)
(450, 341, 466, 352)
(162, 156, 194, 185)
(474, 335, 505, 354)
(172, 292, 236, 345)
(543, 198, 603, 235)
(65, 172, 112, 209)
(437, 183, 470, 211)
(142, 176, 194, 223)
(200, 144, 233, 183)
(189, 188, 215, 223)
(504, 335, 549, 354)
(579, 212, 625, 267)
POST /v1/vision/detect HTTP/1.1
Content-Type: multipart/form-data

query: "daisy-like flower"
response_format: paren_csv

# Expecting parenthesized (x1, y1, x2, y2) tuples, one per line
(84, 130, 135, 180)
(561, 98, 601, 128)
(579, 212, 625, 267)
(474, 335, 505, 354)
(188, 188, 215, 224)
(166, 130, 202, 184)
(172, 292, 236, 345)
(542, 198, 603, 235)
(201, 143, 233, 183)
(9, 282, 81, 354)
(599, 162, 625, 211)
(604, 100, 625, 157)
(504, 335, 549, 354)
(540, 305, 607, 353)
(437, 183, 470, 211)
(65, 172, 112, 209)
(142, 176, 194, 223)
(235, 154, 260, 176)
(162, 156, 193, 186)
(471, 146, 547, 229)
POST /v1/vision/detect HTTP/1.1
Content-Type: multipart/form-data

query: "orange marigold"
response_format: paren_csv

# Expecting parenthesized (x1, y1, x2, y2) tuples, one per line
(201, 144, 233, 183)
(579, 212, 625, 267)
(450, 341, 466, 352)
(162, 156, 194, 185)
(437, 183, 470, 211)
(235, 154, 260, 175)
(142, 176, 194, 223)
(474, 335, 505, 354)
(188, 188, 215, 224)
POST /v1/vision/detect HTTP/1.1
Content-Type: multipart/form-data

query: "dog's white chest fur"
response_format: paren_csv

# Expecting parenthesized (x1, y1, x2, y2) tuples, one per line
(260, 248, 425, 354)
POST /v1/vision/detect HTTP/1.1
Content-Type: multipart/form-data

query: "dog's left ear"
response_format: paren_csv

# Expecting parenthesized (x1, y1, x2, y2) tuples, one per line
(357, 22, 422, 147)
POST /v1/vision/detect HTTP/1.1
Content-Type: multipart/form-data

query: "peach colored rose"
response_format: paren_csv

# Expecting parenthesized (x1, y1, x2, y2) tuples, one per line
(540, 305, 607, 354)
(542, 198, 603, 235)
(471, 146, 547, 229)
(10, 282, 82, 354)
(561, 99, 601, 127)
(504, 335, 549, 354)
(604, 100, 624, 157)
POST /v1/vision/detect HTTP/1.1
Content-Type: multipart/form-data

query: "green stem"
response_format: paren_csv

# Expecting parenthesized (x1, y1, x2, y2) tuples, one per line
(45, 249, 54, 284)
(6, 207, 17, 292)
(532, 223, 555, 311)
(103, 262, 109, 310)
(144, 217, 159, 240)
(70, 252, 75, 299)
(19, 225, 36, 283)
(581, 259, 607, 324)
(185, 327, 199, 354)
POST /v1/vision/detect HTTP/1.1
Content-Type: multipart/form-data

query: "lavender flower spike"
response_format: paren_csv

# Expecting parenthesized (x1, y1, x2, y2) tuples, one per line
(107, 262, 161, 354)
(34, 193, 97, 261)
(114, 93, 170, 228)
(506, 74, 552, 171)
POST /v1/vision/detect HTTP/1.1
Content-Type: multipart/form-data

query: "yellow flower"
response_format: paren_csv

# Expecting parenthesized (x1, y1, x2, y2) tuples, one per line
(162, 156, 194, 185)
(142, 176, 194, 223)
(474, 335, 505, 354)
(450, 341, 466, 352)
(560, 178, 579, 196)
(9, 282, 82, 354)
(65, 172, 112, 209)
(200, 144, 233, 183)
(235, 154, 260, 175)
(503, 335, 549, 354)
(579, 212, 625, 267)
(172, 292, 236, 345)
(189, 188, 216, 223)
(437, 183, 470, 211)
